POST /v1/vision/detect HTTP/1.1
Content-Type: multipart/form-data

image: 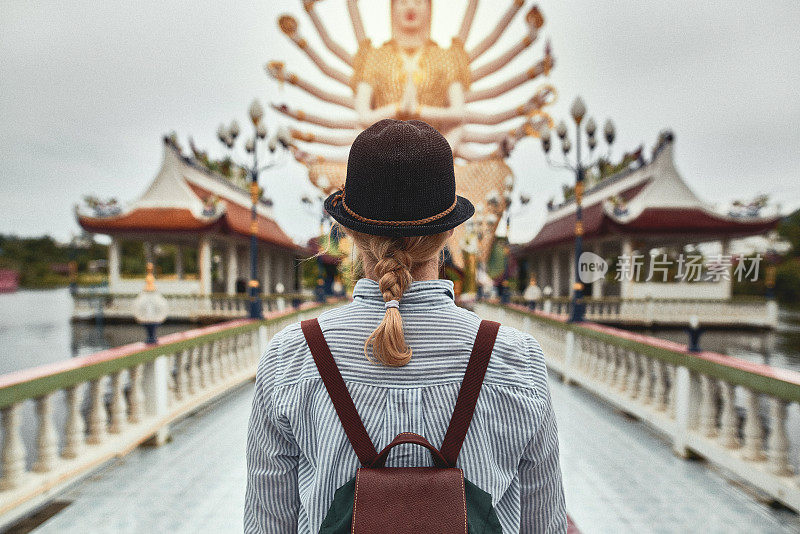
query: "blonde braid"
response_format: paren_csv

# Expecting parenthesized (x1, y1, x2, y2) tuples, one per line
(338, 228, 450, 367)
(365, 239, 414, 366)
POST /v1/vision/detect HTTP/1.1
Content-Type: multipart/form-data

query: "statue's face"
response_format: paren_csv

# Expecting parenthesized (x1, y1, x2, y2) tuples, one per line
(392, 0, 430, 35)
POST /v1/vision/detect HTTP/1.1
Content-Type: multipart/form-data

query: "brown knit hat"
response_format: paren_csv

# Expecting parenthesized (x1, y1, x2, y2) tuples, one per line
(323, 119, 474, 237)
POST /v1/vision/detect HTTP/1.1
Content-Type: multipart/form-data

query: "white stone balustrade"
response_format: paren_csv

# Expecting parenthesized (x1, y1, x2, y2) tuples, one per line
(71, 292, 314, 322)
(477, 302, 800, 513)
(515, 296, 776, 328)
(0, 300, 338, 531)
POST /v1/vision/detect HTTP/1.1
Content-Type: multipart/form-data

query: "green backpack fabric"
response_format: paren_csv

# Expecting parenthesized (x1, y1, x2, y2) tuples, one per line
(301, 318, 504, 534)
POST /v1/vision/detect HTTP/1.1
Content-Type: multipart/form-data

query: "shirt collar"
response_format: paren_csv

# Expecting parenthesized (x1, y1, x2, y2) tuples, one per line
(352, 277, 455, 305)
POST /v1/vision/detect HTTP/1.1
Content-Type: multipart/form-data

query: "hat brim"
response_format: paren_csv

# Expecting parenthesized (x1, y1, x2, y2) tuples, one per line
(323, 192, 475, 238)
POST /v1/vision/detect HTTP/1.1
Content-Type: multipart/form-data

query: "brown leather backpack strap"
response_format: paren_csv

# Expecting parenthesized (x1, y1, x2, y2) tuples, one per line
(440, 319, 501, 467)
(301, 318, 378, 467)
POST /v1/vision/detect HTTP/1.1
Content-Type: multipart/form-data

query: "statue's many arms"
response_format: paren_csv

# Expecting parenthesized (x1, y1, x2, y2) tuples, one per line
(269, 0, 557, 267)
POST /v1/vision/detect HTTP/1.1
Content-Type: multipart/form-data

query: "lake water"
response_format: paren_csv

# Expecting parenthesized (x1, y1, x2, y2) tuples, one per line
(0, 288, 192, 376)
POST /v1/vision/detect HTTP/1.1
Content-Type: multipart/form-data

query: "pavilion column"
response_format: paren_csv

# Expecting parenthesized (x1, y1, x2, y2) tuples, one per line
(262, 250, 273, 294)
(199, 236, 212, 295)
(621, 238, 633, 299)
(226, 243, 237, 296)
(592, 243, 604, 298)
(551, 250, 561, 297)
(108, 237, 121, 291)
(175, 245, 184, 280)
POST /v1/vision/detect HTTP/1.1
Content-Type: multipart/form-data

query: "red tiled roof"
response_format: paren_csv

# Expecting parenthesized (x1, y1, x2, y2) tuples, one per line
(78, 208, 221, 233)
(609, 207, 780, 236)
(78, 191, 302, 253)
(520, 181, 649, 251)
(516, 204, 779, 254)
(187, 184, 301, 251)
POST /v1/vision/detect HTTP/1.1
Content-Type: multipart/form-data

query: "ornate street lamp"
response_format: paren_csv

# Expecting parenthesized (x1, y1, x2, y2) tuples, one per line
(217, 99, 291, 319)
(540, 96, 616, 322)
(132, 262, 168, 344)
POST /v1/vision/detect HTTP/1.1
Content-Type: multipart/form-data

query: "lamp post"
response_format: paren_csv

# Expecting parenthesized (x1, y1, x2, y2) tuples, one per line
(539, 96, 616, 322)
(217, 99, 290, 319)
(132, 262, 168, 344)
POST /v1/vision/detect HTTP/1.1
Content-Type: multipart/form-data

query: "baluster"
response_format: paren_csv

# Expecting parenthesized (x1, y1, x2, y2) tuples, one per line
(218, 337, 229, 379)
(87, 377, 108, 444)
(63, 384, 86, 458)
(209, 341, 220, 385)
(251, 330, 261, 364)
(175, 349, 189, 401)
(243, 331, 253, 368)
(214, 340, 224, 382)
(589, 340, 603, 381)
(582, 339, 593, 374)
(166, 353, 178, 405)
(652, 360, 667, 411)
(576, 338, 586, 374)
(666, 364, 677, 418)
(221, 338, 232, 378)
(616, 348, 629, 391)
(32, 393, 58, 473)
(608, 346, 621, 388)
(718, 381, 740, 449)
(234, 334, 243, 371)
(226, 335, 237, 374)
(1, 403, 26, 490)
(742, 388, 766, 461)
(109, 370, 127, 433)
(638, 355, 652, 404)
(233, 333, 244, 372)
(199, 343, 211, 389)
(226, 336, 236, 376)
(698, 375, 718, 438)
(766, 398, 791, 476)
(128, 364, 145, 424)
(598, 343, 612, 384)
(625, 351, 639, 398)
(188, 346, 201, 395)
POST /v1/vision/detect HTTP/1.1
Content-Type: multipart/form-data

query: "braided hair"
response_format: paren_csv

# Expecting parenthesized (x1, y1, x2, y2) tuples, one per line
(345, 228, 450, 366)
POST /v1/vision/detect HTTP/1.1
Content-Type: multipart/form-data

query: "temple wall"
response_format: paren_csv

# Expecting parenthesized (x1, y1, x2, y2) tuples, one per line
(109, 278, 202, 295)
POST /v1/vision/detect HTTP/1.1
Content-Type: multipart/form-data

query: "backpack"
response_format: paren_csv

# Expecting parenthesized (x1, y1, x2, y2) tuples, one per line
(300, 318, 504, 534)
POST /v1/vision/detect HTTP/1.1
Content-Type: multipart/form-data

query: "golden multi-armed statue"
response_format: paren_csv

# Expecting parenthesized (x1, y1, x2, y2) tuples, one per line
(268, 0, 556, 269)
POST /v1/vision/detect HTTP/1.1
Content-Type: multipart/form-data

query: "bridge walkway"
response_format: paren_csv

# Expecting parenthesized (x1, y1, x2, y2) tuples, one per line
(22, 374, 800, 534)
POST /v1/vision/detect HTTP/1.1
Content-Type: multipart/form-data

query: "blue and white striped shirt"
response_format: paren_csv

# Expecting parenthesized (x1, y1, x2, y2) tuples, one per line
(244, 278, 567, 533)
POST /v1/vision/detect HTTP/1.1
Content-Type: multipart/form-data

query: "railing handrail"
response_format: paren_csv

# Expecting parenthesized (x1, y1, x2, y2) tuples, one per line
(0, 300, 333, 409)
(510, 295, 769, 305)
(501, 303, 800, 401)
(72, 291, 312, 300)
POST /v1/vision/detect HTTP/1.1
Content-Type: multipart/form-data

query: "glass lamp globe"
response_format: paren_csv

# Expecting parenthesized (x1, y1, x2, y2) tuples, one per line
(133, 290, 168, 325)
(133, 263, 168, 343)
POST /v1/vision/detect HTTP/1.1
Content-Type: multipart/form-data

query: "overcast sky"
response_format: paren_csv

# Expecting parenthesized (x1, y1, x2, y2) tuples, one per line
(2, 0, 798, 245)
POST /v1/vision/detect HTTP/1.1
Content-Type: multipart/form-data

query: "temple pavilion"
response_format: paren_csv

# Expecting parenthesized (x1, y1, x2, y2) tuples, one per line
(76, 137, 306, 299)
(512, 131, 779, 310)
